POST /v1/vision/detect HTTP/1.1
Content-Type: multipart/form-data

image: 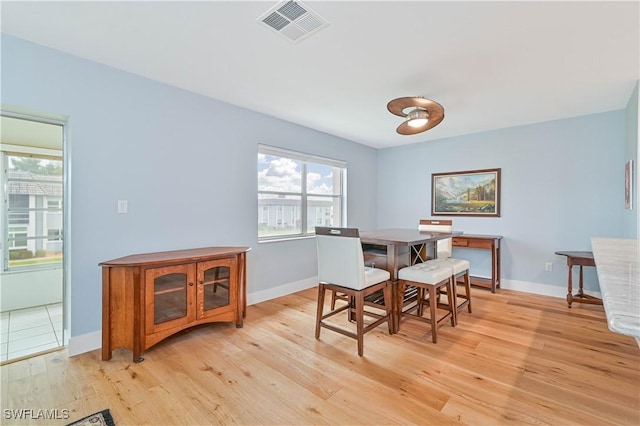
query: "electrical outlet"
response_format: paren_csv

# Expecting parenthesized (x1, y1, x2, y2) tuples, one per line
(545, 262, 553, 272)
(117, 199, 128, 214)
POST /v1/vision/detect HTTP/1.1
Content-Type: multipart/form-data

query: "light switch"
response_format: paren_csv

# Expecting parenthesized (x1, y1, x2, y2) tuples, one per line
(117, 199, 128, 214)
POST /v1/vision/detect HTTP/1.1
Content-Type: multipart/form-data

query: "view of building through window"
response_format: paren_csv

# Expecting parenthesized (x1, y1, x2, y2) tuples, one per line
(4, 153, 63, 270)
(258, 146, 344, 240)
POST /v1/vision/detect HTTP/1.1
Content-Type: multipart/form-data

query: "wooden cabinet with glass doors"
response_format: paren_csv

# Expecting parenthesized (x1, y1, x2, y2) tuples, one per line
(100, 246, 250, 362)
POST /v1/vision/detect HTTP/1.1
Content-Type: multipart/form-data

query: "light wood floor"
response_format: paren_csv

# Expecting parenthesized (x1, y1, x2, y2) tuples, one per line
(1, 287, 639, 425)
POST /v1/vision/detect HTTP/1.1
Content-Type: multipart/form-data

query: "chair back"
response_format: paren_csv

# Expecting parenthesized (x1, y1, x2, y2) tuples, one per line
(419, 219, 453, 258)
(315, 227, 367, 290)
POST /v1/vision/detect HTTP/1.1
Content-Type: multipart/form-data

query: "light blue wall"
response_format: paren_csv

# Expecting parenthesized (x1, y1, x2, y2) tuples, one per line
(624, 81, 639, 238)
(1, 35, 378, 337)
(2, 33, 636, 345)
(377, 112, 628, 293)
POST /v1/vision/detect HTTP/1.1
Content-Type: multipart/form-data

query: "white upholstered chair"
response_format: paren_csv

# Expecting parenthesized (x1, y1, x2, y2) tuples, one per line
(418, 219, 472, 323)
(315, 227, 393, 356)
(397, 262, 456, 343)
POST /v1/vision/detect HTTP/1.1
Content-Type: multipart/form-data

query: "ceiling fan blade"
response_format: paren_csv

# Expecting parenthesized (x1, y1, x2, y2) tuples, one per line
(387, 97, 413, 117)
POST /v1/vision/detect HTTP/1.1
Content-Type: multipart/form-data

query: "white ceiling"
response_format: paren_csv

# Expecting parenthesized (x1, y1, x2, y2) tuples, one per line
(1, 1, 639, 149)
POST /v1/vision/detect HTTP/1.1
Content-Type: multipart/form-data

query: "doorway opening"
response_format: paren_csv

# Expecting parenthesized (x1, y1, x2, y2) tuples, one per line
(1, 112, 67, 363)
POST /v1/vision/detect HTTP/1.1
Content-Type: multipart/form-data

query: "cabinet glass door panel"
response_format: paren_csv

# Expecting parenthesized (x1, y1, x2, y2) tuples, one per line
(197, 258, 237, 320)
(201, 266, 230, 311)
(145, 264, 194, 335)
(154, 273, 188, 324)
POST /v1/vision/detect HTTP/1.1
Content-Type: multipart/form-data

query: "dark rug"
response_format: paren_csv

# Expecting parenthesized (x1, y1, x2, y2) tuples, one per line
(66, 409, 115, 426)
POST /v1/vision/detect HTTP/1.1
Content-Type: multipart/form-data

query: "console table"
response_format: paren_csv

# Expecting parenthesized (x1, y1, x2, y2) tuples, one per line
(555, 250, 602, 308)
(100, 246, 250, 362)
(452, 234, 502, 293)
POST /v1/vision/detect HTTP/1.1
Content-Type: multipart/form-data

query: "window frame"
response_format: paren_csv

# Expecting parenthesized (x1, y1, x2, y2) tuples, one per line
(258, 144, 346, 243)
(1, 148, 64, 272)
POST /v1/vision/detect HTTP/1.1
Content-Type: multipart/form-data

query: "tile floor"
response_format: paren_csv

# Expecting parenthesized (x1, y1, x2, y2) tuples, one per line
(0, 303, 63, 362)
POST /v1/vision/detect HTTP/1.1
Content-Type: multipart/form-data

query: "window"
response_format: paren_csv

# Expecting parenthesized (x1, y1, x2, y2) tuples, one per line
(8, 194, 29, 224)
(8, 227, 28, 249)
(48, 229, 62, 241)
(2, 152, 63, 271)
(258, 144, 345, 241)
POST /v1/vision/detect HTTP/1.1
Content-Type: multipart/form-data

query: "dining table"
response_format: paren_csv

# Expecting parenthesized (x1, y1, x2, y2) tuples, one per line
(359, 228, 462, 332)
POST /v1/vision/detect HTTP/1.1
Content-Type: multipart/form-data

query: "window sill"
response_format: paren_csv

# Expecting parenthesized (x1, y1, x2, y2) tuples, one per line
(258, 235, 316, 244)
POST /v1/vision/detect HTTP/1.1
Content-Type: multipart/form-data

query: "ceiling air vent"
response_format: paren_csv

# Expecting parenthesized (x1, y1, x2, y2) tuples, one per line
(258, 1, 329, 44)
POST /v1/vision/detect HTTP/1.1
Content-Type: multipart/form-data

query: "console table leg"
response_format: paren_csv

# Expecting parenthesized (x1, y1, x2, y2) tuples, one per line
(578, 265, 584, 297)
(566, 264, 574, 308)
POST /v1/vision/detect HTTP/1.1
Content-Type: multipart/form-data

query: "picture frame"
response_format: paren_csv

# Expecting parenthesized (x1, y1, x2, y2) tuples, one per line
(625, 160, 633, 210)
(432, 168, 501, 217)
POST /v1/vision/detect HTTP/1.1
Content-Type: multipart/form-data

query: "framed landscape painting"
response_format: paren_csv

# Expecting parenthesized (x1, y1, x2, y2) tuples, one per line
(432, 168, 501, 217)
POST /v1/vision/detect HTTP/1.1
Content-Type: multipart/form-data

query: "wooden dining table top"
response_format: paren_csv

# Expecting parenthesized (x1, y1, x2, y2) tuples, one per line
(359, 228, 462, 245)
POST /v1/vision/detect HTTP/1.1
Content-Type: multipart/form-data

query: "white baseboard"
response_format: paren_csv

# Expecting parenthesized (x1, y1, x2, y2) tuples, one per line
(67, 277, 319, 357)
(247, 277, 317, 306)
(501, 279, 601, 299)
(68, 330, 101, 357)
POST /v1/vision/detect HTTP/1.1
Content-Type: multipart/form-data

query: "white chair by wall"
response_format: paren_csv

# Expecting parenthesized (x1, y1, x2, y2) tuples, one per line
(419, 219, 472, 324)
(315, 227, 393, 356)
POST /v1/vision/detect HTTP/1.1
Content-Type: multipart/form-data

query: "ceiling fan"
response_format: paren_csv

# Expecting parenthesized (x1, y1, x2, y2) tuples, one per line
(387, 96, 445, 135)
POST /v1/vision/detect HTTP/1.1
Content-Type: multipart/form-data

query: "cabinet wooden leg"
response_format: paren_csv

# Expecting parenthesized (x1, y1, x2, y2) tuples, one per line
(102, 348, 112, 361)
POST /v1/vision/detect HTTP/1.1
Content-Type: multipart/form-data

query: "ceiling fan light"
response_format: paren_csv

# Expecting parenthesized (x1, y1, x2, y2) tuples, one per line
(406, 108, 429, 128)
(388, 97, 445, 135)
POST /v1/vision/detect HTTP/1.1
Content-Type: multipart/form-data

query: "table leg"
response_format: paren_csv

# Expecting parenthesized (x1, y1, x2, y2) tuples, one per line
(578, 265, 584, 297)
(495, 244, 501, 291)
(391, 280, 399, 334)
(566, 263, 574, 308)
(385, 244, 400, 333)
(395, 280, 406, 334)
